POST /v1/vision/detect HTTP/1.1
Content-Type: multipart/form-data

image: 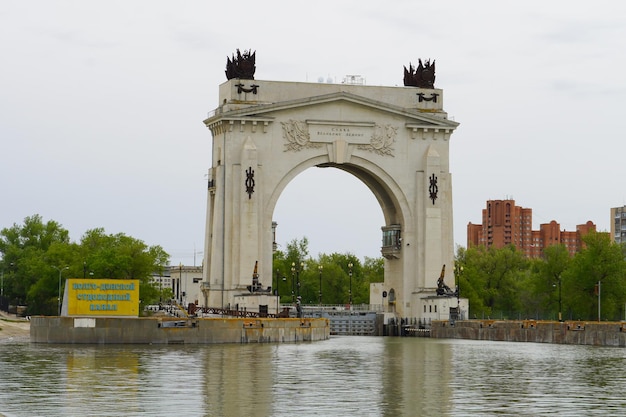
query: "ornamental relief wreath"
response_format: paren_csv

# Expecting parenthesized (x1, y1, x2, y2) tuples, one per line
(357, 124, 397, 157)
(281, 120, 323, 152)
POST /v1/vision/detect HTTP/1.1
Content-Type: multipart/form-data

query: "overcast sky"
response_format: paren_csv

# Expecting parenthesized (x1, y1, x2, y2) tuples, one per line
(1, 1, 625, 267)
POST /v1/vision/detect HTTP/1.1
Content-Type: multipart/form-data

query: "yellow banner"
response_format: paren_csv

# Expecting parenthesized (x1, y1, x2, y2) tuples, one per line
(66, 279, 139, 317)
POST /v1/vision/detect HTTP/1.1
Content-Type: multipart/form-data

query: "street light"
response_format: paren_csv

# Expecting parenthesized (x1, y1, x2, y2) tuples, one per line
(291, 261, 304, 299)
(318, 265, 323, 306)
(275, 270, 280, 314)
(552, 276, 564, 322)
(282, 276, 286, 304)
(597, 280, 601, 322)
(53, 265, 69, 316)
(558, 277, 562, 322)
(291, 263, 296, 303)
(274, 270, 279, 296)
(455, 264, 463, 315)
(297, 262, 303, 297)
(348, 262, 353, 307)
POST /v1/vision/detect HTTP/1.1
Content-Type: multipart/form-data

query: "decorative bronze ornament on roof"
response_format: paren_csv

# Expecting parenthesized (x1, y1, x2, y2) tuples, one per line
(403, 59, 436, 88)
(225, 49, 256, 80)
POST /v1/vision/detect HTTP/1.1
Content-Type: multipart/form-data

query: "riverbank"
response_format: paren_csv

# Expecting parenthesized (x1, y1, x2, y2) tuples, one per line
(31, 315, 330, 344)
(0, 310, 30, 343)
(431, 319, 626, 347)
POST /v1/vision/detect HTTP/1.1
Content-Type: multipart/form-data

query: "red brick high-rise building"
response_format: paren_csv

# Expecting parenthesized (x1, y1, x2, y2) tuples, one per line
(467, 199, 596, 258)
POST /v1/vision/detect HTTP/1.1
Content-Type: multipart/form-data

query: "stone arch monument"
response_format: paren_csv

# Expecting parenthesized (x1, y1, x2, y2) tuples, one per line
(201, 51, 462, 321)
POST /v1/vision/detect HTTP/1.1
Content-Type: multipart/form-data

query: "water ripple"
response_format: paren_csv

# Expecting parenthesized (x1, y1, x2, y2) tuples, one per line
(1, 338, 626, 416)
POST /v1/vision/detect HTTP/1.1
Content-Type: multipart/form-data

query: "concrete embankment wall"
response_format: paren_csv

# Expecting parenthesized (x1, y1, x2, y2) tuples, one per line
(431, 320, 626, 347)
(30, 316, 330, 344)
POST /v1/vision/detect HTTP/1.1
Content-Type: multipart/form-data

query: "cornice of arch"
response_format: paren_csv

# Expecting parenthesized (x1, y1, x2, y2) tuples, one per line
(206, 91, 459, 131)
(205, 117, 275, 135)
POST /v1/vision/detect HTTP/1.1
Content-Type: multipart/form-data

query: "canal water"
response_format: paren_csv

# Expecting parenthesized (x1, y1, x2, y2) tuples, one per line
(1, 336, 625, 416)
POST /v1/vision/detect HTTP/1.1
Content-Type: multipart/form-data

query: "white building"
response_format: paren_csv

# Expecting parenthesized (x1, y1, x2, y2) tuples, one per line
(151, 265, 203, 308)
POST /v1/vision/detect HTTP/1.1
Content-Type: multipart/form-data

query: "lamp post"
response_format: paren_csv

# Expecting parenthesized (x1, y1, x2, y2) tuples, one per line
(274, 270, 279, 296)
(297, 262, 303, 297)
(348, 262, 353, 308)
(53, 265, 69, 316)
(597, 280, 601, 322)
(552, 277, 563, 321)
(275, 270, 280, 314)
(291, 261, 303, 299)
(318, 265, 323, 306)
(558, 277, 562, 322)
(178, 263, 183, 305)
(455, 265, 463, 316)
(291, 264, 296, 303)
(281, 276, 286, 308)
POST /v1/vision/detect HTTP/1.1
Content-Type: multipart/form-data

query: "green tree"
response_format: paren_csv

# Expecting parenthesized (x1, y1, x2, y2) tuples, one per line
(533, 244, 571, 320)
(79, 228, 169, 310)
(272, 237, 310, 303)
(455, 246, 488, 318)
(0, 215, 169, 315)
(516, 264, 542, 319)
(271, 248, 290, 303)
(271, 238, 384, 306)
(563, 232, 626, 321)
(0, 215, 70, 309)
(361, 256, 384, 304)
(317, 252, 360, 305)
(459, 245, 528, 319)
(362, 256, 384, 284)
(27, 241, 78, 315)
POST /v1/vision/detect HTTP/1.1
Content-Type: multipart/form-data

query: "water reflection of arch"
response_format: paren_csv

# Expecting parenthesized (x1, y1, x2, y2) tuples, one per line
(66, 346, 141, 413)
(200, 344, 274, 416)
(381, 339, 454, 414)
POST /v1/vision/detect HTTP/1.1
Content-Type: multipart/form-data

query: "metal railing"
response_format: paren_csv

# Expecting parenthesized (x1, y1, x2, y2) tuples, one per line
(298, 303, 384, 313)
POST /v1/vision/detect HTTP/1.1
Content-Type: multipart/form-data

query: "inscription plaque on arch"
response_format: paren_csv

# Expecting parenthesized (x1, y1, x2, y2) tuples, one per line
(309, 122, 371, 144)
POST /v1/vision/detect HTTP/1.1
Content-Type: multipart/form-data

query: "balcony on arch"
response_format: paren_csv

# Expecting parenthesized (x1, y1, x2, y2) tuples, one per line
(381, 225, 402, 259)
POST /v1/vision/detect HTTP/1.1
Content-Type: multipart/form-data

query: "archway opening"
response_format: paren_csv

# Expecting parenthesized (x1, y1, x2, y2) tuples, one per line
(273, 167, 384, 260)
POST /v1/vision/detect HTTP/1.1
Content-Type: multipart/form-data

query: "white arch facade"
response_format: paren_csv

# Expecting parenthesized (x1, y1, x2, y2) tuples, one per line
(201, 78, 460, 320)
